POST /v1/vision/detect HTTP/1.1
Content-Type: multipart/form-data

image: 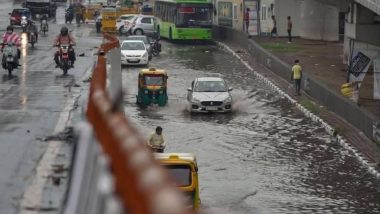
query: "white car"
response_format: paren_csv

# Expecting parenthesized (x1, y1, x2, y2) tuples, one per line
(187, 77, 233, 113)
(120, 40, 149, 66)
(116, 14, 138, 34)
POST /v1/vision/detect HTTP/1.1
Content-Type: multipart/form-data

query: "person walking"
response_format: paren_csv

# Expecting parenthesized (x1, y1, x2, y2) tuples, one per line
(271, 16, 277, 37)
(287, 16, 292, 43)
(244, 8, 250, 33)
(291, 59, 302, 95)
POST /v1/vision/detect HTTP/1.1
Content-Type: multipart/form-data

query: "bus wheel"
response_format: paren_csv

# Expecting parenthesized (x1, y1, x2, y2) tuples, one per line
(169, 28, 172, 40)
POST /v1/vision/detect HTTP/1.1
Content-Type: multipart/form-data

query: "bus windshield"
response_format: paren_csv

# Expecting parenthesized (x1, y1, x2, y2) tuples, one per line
(176, 5, 212, 28)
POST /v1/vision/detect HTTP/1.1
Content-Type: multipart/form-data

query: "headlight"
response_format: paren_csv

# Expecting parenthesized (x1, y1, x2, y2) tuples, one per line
(225, 96, 232, 103)
(159, 90, 163, 94)
(191, 97, 200, 103)
(144, 90, 149, 94)
(143, 52, 148, 58)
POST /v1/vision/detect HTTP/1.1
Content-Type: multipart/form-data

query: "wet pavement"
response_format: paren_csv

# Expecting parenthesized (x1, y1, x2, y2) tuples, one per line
(0, 1, 101, 212)
(122, 42, 380, 213)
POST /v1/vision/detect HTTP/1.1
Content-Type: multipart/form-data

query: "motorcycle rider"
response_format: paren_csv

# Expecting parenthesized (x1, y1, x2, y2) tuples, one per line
(26, 21, 39, 42)
(65, 6, 74, 23)
(40, 14, 48, 30)
(1, 25, 21, 68)
(53, 26, 76, 68)
(148, 126, 165, 153)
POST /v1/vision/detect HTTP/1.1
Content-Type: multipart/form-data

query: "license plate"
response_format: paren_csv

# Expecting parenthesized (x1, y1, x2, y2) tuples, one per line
(206, 106, 218, 111)
(128, 58, 138, 62)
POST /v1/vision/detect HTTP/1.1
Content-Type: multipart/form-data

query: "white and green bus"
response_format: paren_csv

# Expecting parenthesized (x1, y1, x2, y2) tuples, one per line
(154, 0, 213, 40)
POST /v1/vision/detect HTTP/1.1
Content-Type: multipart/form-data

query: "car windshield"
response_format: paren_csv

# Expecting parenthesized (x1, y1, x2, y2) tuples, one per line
(164, 165, 192, 187)
(13, 9, 31, 17)
(126, 36, 149, 45)
(121, 15, 135, 20)
(194, 80, 227, 92)
(121, 42, 145, 50)
(144, 75, 164, 86)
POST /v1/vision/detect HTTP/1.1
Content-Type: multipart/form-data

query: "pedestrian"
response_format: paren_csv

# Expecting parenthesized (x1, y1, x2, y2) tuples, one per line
(271, 15, 277, 37)
(148, 126, 165, 153)
(244, 8, 250, 33)
(291, 59, 302, 95)
(287, 16, 292, 43)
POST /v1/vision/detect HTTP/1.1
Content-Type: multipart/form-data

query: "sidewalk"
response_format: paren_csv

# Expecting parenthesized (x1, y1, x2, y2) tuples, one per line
(253, 37, 380, 117)
(217, 35, 380, 172)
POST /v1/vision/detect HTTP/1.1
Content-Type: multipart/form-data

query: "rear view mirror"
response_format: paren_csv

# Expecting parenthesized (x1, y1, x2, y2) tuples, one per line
(187, 88, 192, 92)
(228, 87, 233, 91)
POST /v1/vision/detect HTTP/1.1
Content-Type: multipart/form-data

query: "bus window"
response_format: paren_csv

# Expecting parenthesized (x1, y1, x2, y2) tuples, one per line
(176, 6, 212, 27)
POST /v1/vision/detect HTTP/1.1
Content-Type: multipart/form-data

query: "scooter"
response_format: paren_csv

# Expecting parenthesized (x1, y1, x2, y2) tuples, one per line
(40, 20, 48, 35)
(65, 11, 73, 24)
(57, 44, 73, 75)
(151, 39, 162, 56)
(29, 32, 37, 48)
(21, 16, 28, 33)
(1, 42, 18, 76)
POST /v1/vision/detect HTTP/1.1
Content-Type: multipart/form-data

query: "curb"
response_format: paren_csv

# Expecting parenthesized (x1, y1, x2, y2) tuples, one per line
(217, 41, 380, 179)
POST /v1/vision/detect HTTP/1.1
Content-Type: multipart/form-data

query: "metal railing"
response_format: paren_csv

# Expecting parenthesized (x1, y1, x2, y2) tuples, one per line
(63, 34, 192, 214)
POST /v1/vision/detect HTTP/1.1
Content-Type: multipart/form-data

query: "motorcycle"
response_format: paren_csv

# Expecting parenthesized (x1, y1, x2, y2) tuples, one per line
(21, 16, 28, 33)
(1, 42, 18, 76)
(150, 145, 165, 153)
(57, 44, 73, 75)
(40, 20, 48, 35)
(29, 32, 37, 48)
(151, 38, 162, 56)
(65, 11, 73, 24)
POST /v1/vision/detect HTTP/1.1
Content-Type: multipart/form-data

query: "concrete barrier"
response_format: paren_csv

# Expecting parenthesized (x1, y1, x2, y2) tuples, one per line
(212, 25, 379, 142)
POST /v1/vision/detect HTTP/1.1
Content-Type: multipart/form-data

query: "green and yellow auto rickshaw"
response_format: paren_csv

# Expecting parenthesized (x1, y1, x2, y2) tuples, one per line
(136, 68, 168, 107)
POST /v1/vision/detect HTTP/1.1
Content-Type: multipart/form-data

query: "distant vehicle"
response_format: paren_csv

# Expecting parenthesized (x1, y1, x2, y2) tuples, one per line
(154, 153, 201, 211)
(9, 8, 32, 26)
(130, 15, 158, 36)
(116, 14, 138, 34)
(120, 40, 149, 66)
(187, 76, 233, 113)
(154, 0, 213, 40)
(25, 0, 56, 18)
(124, 35, 153, 60)
(136, 68, 168, 107)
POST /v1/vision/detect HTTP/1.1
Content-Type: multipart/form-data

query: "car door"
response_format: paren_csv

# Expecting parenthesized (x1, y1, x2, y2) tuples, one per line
(140, 17, 154, 34)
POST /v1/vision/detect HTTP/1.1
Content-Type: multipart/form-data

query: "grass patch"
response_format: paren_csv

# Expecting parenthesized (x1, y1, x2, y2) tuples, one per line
(259, 42, 301, 53)
(299, 99, 321, 114)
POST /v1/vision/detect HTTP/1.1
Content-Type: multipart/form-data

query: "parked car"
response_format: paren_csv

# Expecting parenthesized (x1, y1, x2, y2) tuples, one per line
(9, 8, 32, 26)
(116, 14, 138, 34)
(120, 40, 149, 66)
(123, 35, 153, 60)
(130, 15, 157, 36)
(187, 76, 233, 113)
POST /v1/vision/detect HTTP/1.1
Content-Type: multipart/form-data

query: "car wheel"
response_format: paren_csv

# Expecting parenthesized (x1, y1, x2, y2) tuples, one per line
(134, 29, 143, 35)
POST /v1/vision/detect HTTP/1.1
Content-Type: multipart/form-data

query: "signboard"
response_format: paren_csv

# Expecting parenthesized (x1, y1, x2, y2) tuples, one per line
(218, 1, 232, 27)
(349, 51, 371, 83)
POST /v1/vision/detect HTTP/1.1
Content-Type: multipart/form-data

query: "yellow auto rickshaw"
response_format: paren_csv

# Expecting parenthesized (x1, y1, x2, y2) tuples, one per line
(137, 68, 168, 107)
(155, 153, 201, 211)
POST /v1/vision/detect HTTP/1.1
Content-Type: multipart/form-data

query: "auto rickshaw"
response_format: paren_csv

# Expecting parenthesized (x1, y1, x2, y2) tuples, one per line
(137, 68, 168, 107)
(154, 153, 201, 211)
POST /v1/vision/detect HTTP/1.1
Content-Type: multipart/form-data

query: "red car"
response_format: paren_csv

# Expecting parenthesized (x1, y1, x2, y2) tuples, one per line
(9, 8, 32, 26)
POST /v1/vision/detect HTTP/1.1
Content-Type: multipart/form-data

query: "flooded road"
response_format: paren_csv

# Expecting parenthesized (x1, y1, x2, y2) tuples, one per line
(0, 2, 101, 212)
(122, 42, 380, 213)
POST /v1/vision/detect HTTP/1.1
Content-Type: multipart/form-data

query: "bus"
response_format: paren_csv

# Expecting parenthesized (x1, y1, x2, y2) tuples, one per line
(154, 0, 213, 40)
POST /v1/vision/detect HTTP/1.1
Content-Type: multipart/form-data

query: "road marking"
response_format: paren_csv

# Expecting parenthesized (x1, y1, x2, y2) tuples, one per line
(20, 95, 77, 213)
(19, 60, 96, 213)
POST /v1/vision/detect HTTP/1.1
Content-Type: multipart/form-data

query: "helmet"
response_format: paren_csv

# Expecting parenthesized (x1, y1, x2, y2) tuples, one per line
(6, 25, 14, 33)
(60, 26, 68, 36)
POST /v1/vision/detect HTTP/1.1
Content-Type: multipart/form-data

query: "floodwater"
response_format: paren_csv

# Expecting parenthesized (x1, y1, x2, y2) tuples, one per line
(122, 41, 380, 214)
